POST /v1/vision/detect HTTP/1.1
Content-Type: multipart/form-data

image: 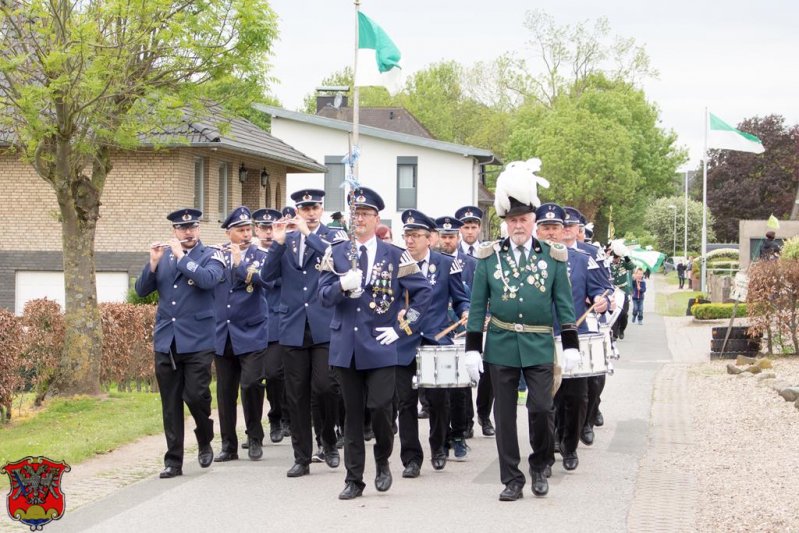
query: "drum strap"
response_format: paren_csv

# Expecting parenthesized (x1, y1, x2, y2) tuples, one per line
(490, 317, 553, 334)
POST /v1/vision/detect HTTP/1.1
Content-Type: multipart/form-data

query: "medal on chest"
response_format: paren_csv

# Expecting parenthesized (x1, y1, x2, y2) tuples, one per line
(369, 261, 394, 314)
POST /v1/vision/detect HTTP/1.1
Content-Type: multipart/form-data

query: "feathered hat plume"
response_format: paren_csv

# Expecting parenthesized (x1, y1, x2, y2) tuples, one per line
(494, 158, 550, 218)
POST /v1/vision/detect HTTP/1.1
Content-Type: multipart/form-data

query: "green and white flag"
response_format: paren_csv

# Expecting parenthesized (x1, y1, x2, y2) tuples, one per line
(355, 12, 402, 94)
(708, 112, 765, 154)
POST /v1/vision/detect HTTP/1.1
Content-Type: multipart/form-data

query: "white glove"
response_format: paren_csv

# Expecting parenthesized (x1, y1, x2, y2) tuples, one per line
(464, 350, 483, 383)
(563, 348, 581, 373)
(375, 327, 399, 345)
(340, 269, 363, 291)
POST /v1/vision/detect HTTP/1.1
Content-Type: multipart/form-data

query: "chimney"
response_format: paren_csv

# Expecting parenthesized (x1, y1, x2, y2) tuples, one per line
(315, 86, 349, 114)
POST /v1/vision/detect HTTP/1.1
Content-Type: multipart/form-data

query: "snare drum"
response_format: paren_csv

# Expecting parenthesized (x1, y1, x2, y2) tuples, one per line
(413, 342, 474, 389)
(555, 331, 611, 378)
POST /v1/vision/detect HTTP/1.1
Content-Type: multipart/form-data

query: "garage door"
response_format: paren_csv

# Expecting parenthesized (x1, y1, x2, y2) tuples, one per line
(15, 271, 130, 315)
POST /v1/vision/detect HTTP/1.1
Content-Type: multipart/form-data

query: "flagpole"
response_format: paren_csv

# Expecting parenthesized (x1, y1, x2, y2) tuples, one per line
(701, 107, 708, 294)
(352, 0, 360, 180)
(684, 169, 688, 256)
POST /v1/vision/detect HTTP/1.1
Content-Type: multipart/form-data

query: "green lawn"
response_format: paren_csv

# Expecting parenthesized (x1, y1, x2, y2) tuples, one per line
(1, 382, 218, 489)
(655, 289, 705, 317)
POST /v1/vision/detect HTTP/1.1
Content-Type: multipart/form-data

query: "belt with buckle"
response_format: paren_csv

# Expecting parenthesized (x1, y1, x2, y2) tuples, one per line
(490, 317, 553, 334)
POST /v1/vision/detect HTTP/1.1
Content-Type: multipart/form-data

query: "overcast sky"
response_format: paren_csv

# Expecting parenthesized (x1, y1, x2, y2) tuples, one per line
(267, 0, 797, 169)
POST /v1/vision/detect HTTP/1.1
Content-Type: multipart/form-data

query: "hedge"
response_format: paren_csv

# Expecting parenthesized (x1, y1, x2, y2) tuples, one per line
(692, 302, 748, 320)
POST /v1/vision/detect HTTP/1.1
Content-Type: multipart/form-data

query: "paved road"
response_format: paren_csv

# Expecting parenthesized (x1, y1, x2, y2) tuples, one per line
(43, 286, 675, 533)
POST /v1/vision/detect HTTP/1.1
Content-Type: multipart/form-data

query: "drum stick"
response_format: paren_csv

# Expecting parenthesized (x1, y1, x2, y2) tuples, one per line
(433, 316, 467, 341)
(576, 289, 610, 327)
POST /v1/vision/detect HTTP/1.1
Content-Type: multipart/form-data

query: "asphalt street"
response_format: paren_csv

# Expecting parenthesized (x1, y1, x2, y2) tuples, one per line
(49, 291, 666, 533)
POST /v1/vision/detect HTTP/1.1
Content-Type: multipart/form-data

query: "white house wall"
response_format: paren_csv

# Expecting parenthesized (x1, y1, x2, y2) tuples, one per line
(271, 118, 477, 239)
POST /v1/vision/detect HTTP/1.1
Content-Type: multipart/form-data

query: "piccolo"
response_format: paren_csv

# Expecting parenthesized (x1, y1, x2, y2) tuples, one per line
(208, 240, 252, 250)
(151, 239, 191, 249)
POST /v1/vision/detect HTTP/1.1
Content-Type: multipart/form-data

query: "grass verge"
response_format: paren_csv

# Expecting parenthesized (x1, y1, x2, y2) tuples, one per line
(655, 289, 705, 317)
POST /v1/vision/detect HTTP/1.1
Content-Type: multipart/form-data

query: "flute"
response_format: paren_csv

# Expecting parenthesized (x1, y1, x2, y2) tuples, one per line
(151, 239, 191, 249)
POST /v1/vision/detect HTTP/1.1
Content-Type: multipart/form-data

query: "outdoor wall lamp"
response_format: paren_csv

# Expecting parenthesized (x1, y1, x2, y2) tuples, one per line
(238, 163, 248, 183)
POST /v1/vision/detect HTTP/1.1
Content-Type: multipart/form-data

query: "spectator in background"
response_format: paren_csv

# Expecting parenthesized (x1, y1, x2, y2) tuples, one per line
(686, 257, 693, 289)
(631, 268, 646, 325)
(676, 260, 687, 289)
(375, 224, 393, 243)
(329, 212, 348, 232)
(759, 231, 782, 261)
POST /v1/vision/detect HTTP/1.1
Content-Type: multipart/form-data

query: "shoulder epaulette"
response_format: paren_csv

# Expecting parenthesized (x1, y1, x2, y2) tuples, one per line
(210, 249, 226, 265)
(450, 257, 463, 275)
(587, 256, 600, 270)
(331, 230, 349, 243)
(319, 246, 335, 272)
(474, 240, 500, 260)
(545, 241, 568, 262)
(397, 249, 420, 278)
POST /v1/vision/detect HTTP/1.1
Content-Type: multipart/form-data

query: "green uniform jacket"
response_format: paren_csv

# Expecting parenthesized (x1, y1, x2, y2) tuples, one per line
(611, 256, 636, 295)
(466, 238, 577, 368)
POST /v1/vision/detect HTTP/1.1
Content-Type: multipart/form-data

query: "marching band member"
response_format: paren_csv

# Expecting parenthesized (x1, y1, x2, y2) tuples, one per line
(536, 203, 609, 471)
(252, 208, 290, 444)
(135, 208, 225, 479)
(465, 164, 578, 501)
(212, 206, 269, 462)
(260, 190, 347, 478)
(395, 210, 470, 478)
(318, 187, 432, 500)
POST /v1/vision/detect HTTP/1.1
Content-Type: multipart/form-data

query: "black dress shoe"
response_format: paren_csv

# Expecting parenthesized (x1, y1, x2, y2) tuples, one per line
(282, 422, 291, 438)
(402, 461, 421, 478)
(580, 425, 595, 446)
(214, 450, 239, 462)
(532, 470, 549, 496)
(364, 426, 375, 441)
(338, 482, 364, 500)
(594, 411, 604, 427)
(286, 463, 310, 478)
(431, 454, 447, 471)
(479, 417, 496, 437)
(465, 425, 474, 439)
(544, 465, 552, 478)
(248, 439, 263, 461)
(241, 441, 249, 449)
(198, 445, 214, 468)
(270, 425, 284, 443)
(499, 482, 524, 501)
(418, 408, 430, 419)
(562, 451, 579, 471)
(159, 466, 183, 479)
(375, 463, 392, 492)
(324, 447, 340, 468)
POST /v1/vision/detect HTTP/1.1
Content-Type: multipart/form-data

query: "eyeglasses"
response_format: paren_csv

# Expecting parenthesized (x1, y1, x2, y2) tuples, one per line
(353, 211, 377, 219)
(403, 232, 429, 240)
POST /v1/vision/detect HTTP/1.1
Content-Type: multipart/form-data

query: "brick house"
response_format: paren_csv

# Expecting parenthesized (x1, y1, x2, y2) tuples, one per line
(0, 110, 325, 313)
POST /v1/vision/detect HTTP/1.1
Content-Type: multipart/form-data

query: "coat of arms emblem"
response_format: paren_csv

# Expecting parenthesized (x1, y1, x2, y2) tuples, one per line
(2, 456, 70, 530)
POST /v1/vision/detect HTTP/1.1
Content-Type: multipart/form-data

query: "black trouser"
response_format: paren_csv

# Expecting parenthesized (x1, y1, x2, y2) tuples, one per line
(489, 362, 553, 486)
(476, 371, 494, 421)
(444, 388, 470, 444)
(282, 324, 337, 465)
(264, 341, 286, 428)
(586, 374, 606, 429)
(396, 360, 424, 466)
(553, 377, 588, 454)
(678, 275, 685, 289)
(214, 337, 266, 452)
(334, 364, 395, 489)
(612, 293, 630, 339)
(154, 345, 214, 468)
(418, 388, 430, 411)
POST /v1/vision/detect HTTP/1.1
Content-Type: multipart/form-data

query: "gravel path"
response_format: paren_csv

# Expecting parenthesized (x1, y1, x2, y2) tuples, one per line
(687, 358, 799, 532)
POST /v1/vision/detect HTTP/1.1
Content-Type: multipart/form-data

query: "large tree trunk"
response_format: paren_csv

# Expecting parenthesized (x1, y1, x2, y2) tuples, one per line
(50, 146, 107, 396)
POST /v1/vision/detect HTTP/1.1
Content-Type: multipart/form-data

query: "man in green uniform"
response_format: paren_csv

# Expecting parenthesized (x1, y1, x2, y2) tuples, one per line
(464, 160, 579, 501)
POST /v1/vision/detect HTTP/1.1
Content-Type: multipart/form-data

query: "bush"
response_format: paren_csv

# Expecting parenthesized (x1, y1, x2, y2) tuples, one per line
(127, 277, 159, 305)
(0, 310, 23, 421)
(781, 236, 799, 260)
(100, 303, 156, 392)
(692, 303, 748, 320)
(747, 258, 799, 354)
(19, 299, 65, 405)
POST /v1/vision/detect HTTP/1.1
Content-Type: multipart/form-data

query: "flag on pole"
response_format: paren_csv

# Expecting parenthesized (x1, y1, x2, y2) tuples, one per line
(355, 12, 403, 94)
(707, 113, 765, 154)
(767, 214, 780, 230)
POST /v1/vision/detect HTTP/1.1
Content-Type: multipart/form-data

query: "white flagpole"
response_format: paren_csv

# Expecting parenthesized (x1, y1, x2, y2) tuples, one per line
(701, 107, 708, 294)
(352, 0, 360, 181)
(684, 169, 688, 257)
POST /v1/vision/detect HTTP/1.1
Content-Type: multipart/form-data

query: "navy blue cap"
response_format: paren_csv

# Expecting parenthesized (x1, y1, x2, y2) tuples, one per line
(290, 189, 325, 207)
(252, 208, 282, 226)
(281, 206, 296, 218)
(167, 208, 202, 227)
(563, 207, 584, 226)
(535, 203, 565, 225)
(584, 227, 594, 239)
(221, 206, 252, 229)
(435, 216, 464, 234)
(455, 206, 483, 223)
(349, 187, 385, 212)
(402, 209, 436, 232)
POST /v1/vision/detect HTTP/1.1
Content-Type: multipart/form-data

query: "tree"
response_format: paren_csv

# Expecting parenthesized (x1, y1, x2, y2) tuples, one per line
(505, 75, 686, 236)
(704, 115, 799, 241)
(0, 0, 278, 396)
(300, 67, 392, 114)
(643, 196, 714, 254)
